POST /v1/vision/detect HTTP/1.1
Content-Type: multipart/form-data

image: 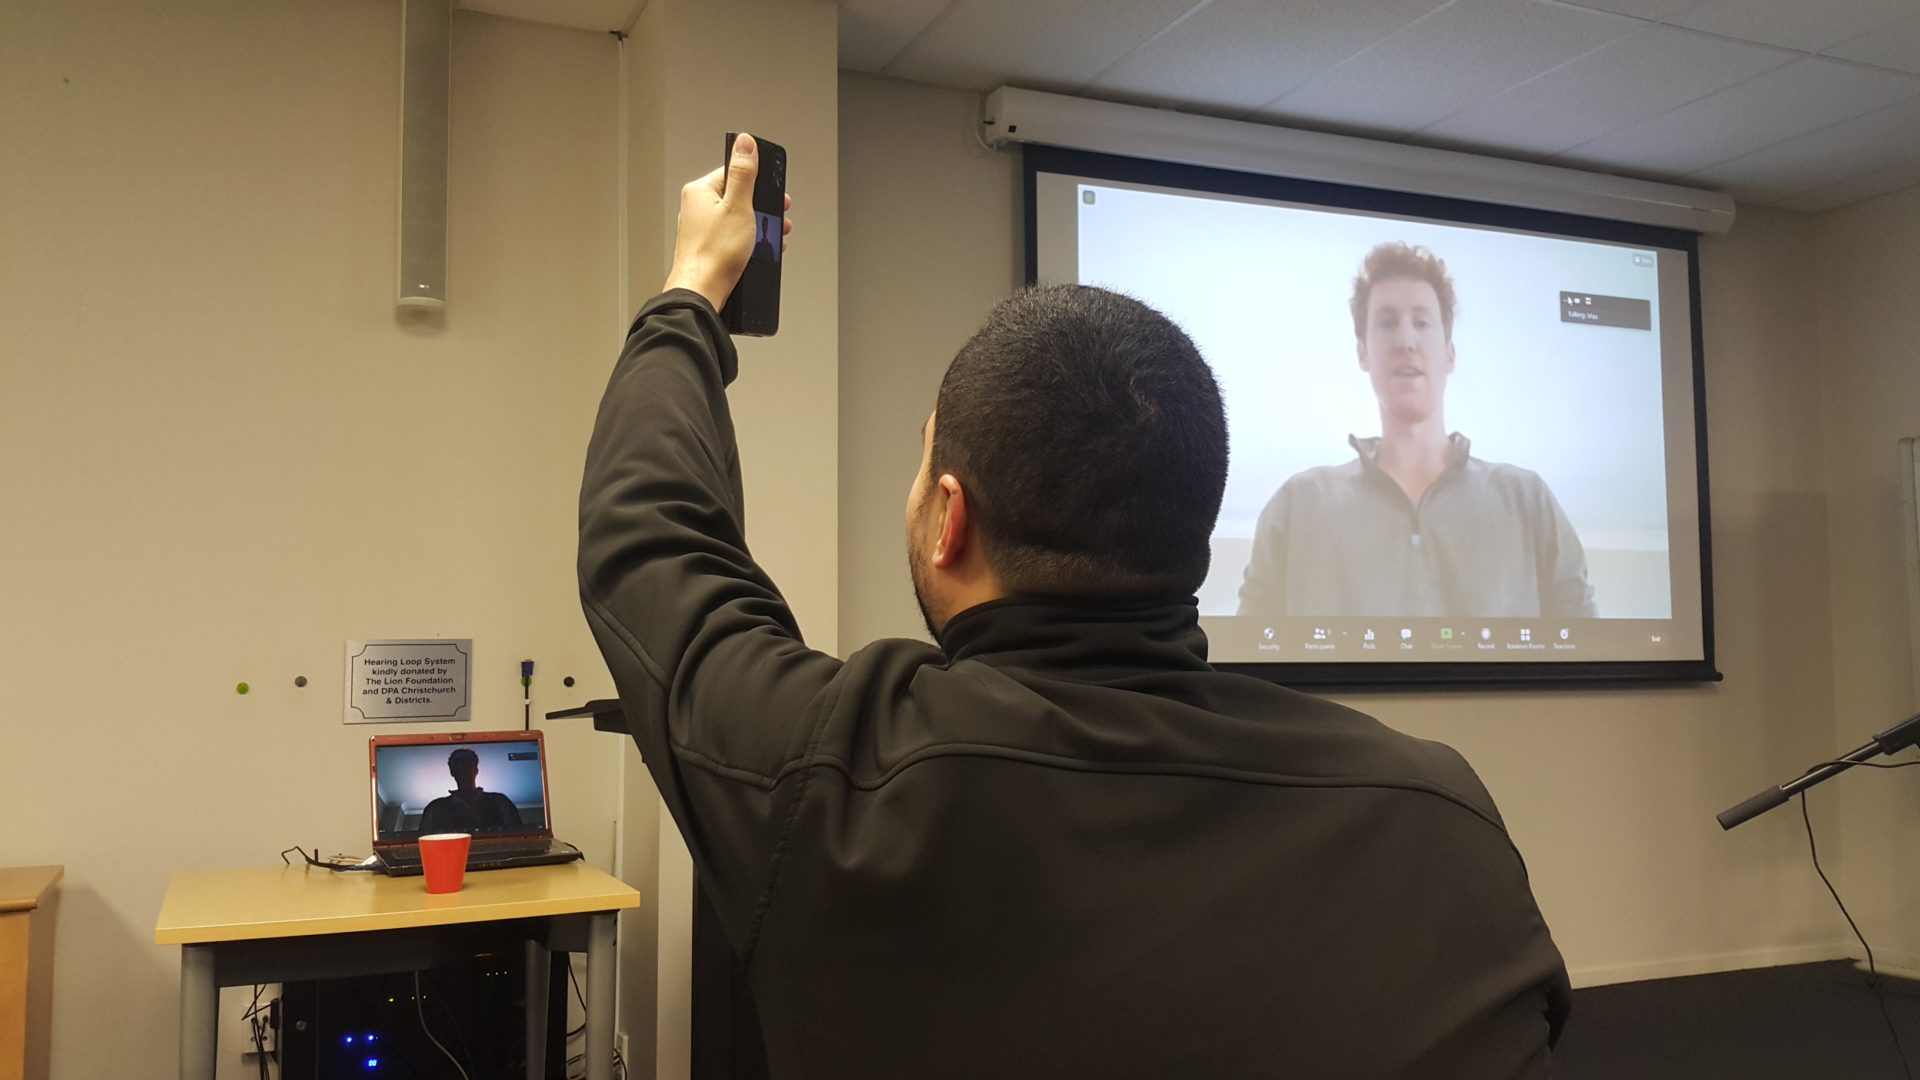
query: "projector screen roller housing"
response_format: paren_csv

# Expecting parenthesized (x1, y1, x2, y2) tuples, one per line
(1027, 147, 1717, 686)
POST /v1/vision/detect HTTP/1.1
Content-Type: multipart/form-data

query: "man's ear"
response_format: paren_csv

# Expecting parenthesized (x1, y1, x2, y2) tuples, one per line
(1445, 339, 1457, 373)
(933, 474, 969, 568)
(1356, 339, 1369, 371)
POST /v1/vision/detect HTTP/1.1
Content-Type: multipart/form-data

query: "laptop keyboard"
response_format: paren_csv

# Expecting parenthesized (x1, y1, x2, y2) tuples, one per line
(383, 838, 563, 865)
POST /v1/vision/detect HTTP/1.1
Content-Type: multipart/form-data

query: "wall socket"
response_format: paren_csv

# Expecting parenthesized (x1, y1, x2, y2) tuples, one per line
(239, 1032, 276, 1058)
(239, 995, 278, 1058)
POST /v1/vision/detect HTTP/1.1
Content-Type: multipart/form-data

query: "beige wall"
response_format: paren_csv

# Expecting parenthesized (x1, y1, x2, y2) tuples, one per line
(838, 70, 1854, 986)
(616, 10, 670, 1071)
(1815, 184, 1920, 970)
(839, 75, 1024, 640)
(0, 4, 626, 1076)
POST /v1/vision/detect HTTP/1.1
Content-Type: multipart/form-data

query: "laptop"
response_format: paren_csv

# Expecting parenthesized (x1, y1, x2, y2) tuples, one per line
(368, 730, 584, 877)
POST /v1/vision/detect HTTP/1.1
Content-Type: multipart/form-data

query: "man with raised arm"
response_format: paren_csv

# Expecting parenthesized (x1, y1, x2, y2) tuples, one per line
(579, 136, 1569, 1079)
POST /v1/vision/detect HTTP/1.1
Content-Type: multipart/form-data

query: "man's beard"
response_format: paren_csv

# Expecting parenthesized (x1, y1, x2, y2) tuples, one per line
(907, 523, 940, 641)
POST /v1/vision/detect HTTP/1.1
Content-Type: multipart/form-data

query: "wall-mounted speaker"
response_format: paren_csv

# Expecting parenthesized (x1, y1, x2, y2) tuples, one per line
(397, 0, 451, 309)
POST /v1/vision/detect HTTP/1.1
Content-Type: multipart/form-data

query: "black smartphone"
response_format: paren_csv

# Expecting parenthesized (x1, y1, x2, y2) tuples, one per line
(719, 132, 785, 337)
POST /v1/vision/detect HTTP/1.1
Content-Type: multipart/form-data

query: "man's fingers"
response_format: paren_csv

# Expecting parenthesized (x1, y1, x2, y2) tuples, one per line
(782, 217, 793, 237)
(724, 133, 758, 206)
(783, 192, 792, 212)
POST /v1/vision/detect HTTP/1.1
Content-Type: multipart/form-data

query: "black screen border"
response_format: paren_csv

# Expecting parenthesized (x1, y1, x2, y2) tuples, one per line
(1023, 144, 1721, 689)
(371, 736, 552, 842)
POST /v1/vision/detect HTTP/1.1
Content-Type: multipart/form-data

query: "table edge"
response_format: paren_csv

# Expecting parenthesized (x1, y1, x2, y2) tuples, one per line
(0, 866, 65, 912)
(154, 890, 641, 946)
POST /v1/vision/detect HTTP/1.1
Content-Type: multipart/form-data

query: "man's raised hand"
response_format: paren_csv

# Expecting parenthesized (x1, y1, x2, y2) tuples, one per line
(663, 133, 793, 310)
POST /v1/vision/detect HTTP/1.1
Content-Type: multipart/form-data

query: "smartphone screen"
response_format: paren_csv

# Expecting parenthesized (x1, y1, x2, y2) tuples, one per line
(720, 132, 785, 337)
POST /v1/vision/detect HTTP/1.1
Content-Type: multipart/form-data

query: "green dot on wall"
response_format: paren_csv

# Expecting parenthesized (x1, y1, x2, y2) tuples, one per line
(235, 682, 250, 695)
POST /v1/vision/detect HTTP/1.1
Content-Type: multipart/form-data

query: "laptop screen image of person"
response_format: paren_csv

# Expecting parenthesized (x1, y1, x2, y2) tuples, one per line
(368, 731, 582, 875)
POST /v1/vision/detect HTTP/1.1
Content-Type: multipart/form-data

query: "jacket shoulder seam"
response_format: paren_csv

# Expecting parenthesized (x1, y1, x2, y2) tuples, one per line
(580, 587, 668, 688)
(805, 742, 1508, 833)
(736, 676, 847, 966)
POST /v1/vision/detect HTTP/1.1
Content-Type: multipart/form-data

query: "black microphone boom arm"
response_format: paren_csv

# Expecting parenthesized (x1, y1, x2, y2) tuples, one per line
(1717, 712, 1920, 831)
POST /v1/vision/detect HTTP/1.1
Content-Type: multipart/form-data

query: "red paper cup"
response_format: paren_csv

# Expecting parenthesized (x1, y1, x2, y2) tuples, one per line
(419, 832, 472, 894)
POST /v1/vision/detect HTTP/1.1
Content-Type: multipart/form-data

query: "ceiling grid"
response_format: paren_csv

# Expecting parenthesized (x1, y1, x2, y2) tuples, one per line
(469, 0, 1920, 210)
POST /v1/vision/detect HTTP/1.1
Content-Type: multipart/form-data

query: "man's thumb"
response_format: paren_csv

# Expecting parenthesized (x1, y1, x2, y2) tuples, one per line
(726, 134, 758, 202)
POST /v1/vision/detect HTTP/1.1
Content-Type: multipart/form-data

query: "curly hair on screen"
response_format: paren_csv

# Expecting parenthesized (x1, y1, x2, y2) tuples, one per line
(930, 284, 1228, 600)
(1349, 242, 1458, 340)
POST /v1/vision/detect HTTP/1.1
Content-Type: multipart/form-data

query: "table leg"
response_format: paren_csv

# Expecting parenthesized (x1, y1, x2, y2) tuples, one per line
(179, 944, 217, 1080)
(525, 938, 551, 1080)
(586, 912, 616, 1080)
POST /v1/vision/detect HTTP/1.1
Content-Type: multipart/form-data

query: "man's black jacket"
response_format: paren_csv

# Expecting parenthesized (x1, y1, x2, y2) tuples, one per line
(579, 291, 1571, 1079)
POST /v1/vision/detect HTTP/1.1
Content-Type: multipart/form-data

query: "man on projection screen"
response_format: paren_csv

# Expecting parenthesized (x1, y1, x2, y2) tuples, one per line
(580, 139, 1569, 1078)
(1238, 242, 1598, 619)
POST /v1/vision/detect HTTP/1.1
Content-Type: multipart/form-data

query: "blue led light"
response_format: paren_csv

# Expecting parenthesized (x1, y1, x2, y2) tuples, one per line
(365, 1057, 379, 1068)
(343, 1035, 355, 1045)
(367, 1033, 378, 1043)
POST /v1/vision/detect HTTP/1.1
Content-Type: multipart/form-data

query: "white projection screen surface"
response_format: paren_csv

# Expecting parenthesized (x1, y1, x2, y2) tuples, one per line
(1028, 147, 1717, 685)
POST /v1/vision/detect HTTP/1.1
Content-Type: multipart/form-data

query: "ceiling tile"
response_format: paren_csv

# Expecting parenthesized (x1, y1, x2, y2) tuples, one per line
(1670, 0, 1917, 52)
(882, 0, 1205, 92)
(1710, 179, 1781, 205)
(1419, 26, 1791, 157)
(1083, 0, 1448, 114)
(1825, 12, 1920, 76)
(1688, 95, 1920, 199)
(839, 0, 953, 73)
(1554, 0, 1705, 18)
(1254, 0, 1637, 138)
(1775, 156, 1920, 212)
(1556, 57, 1920, 177)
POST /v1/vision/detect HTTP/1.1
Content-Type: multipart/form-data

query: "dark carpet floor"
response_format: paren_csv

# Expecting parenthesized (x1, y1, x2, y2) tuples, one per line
(1555, 960, 1920, 1079)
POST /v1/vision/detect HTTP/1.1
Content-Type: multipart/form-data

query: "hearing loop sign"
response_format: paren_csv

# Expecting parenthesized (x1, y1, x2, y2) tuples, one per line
(344, 639, 472, 724)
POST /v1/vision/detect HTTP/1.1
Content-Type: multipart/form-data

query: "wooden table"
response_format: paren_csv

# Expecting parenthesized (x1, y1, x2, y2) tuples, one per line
(0, 867, 61, 1080)
(155, 862, 639, 1080)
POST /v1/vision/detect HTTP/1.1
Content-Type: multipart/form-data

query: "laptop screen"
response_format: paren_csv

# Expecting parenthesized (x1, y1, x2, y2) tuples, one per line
(373, 738, 549, 841)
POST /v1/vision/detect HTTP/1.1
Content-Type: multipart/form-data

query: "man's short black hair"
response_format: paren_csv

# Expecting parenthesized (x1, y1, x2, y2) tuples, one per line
(931, 284, 1227, 600)
(448, 748, 478, 770)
